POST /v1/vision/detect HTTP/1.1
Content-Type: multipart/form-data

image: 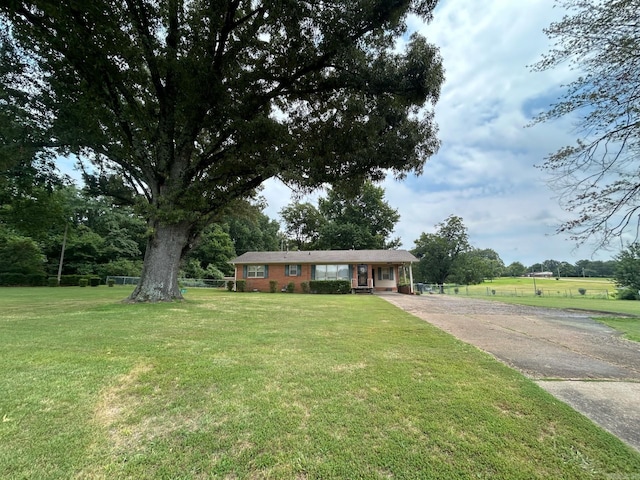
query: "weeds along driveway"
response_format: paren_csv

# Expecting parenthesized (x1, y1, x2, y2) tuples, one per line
(379, 293, 640, 452)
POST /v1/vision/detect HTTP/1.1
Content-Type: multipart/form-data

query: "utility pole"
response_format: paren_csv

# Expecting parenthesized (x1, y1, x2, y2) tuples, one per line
(57, 223, 68, 285)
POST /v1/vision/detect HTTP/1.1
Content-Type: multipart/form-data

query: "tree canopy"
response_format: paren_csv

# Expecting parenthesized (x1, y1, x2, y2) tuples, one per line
(280, 182, 400, 250)
(531, 0, 640, 247)
(0, 0, 444, 301)
(412, 215, 470, 286)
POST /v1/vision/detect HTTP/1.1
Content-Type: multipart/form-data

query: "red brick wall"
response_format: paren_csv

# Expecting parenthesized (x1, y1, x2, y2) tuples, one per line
(235, 264, 315, 292)
(234, 264, 401, 292)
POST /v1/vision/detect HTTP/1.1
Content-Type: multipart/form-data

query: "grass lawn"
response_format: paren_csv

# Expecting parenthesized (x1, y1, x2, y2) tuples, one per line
(1, 287, 639, 479)
(596, 317, 640, 343)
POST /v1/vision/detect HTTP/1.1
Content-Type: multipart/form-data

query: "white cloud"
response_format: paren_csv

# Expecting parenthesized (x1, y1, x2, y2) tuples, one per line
(262, 1, 611, 266)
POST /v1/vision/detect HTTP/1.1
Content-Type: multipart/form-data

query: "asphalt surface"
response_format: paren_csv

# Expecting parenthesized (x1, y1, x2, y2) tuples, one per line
(379, 293, 640, 452)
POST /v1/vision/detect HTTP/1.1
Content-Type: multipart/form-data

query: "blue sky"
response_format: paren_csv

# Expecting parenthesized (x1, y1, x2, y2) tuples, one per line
(261, 0, 616, 267)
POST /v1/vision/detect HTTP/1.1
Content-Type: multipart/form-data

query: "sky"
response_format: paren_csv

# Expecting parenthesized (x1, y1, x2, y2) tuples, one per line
(260, 0, 614, 267)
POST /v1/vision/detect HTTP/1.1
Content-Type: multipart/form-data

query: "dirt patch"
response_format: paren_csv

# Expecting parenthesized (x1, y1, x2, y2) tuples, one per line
(379, 293, 640, 451)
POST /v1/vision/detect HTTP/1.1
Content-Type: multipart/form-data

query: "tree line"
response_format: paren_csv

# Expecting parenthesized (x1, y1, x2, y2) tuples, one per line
(2, 176, 635, 294)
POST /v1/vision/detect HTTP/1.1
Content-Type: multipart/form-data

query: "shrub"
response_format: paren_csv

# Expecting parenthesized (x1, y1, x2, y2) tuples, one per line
(90, 277, 100, 287)
(227, 280, 234, 292)
(59, 275, 82, 287)
(0, 273, 26, 286)
(300, 281, 310, 294)
(617, 288, 638, 300)
(309, 280, 351, 294)
(286, 281, 295, 293)
(269, 280, 278, 293)
(79, 278, 89, 287)
(107, 278, 115, 287)
(48, 277, 59, 287)
(578, 288, 587, 296)
(236, 280, 246, 292)
(25, 274, 47, 286)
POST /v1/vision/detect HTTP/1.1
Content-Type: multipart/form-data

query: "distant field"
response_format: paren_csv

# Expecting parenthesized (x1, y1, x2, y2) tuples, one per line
(461, 277, 616, 298)
(424, 277, 640, 317)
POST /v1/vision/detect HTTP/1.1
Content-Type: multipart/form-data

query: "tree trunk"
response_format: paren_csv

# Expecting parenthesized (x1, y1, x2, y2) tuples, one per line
(126, 221, 191, 302)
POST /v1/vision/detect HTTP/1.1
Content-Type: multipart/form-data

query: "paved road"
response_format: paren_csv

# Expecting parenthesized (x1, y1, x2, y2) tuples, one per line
(379, 293, 640, 452)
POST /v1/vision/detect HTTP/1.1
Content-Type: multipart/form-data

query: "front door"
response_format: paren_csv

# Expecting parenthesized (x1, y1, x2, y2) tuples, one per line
(357, 264, 368, 287)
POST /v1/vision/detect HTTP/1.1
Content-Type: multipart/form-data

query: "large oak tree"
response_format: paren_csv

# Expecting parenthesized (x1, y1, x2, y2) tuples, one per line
(1, 0, 444, 301)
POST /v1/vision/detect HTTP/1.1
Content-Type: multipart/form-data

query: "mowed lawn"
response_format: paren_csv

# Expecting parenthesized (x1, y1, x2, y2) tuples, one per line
(1, 288, 639, 479)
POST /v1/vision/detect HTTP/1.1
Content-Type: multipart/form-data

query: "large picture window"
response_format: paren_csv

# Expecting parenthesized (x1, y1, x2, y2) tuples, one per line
(314, 265, 350, 281)
(247, 265, 265, 278)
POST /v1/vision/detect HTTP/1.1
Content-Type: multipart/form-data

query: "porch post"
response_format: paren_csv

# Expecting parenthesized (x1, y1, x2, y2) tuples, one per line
(409, 262, 414, 294)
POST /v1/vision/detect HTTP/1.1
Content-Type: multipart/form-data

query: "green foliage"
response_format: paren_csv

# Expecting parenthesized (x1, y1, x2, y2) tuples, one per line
(95, 259, 143, 279)
(47, 277, 59, 287)
(0, 0, 445, 300)
(227, 208, 281, 256)
(286, 282, 295, 293)
(317, 182, 401, 250)
(0, 273, 43, 286)
(269, 280, 278, 293)
(505, 261, 527, 277)
(300, 281, 310, 294)
(617, 288, 638, 301)
(578, 288, 587, 296)
(279, 203, 324, 250)
(57, 275, 85, 287)
(614, 243, 640, 292)
(235, 280, 246, 292)
(79, 278, 88, 287)
(226, 281, 234, 292)
(412, 215, 471, 284)
(281, 182, 401, 251)
(309, 280, 351, 294)
(89, 277, 100, 287)
(0, 230, 46, 275)
(107, 278, 115, 287)
(187, 223, 237, 277)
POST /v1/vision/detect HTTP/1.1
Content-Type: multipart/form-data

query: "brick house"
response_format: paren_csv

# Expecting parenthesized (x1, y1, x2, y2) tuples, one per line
(230, 250, 417, 293)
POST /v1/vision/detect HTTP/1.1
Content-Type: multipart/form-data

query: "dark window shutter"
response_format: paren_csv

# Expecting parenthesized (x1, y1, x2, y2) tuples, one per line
(311, 265, 316, 280)
(264, 265, 269, 278)
(378, 268, 382, 280)
(297, 265, 302, 277)
(390, 267, 394, 281)
(285, 265, 289, 277)
(243, 265, 247, 278)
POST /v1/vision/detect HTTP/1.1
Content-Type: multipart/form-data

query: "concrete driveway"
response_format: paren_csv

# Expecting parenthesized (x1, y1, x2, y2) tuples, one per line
(379, 293, 640, 452)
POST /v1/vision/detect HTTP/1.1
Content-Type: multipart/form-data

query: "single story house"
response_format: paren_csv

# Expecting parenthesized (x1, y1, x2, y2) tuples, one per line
(230, 249, 417, 293)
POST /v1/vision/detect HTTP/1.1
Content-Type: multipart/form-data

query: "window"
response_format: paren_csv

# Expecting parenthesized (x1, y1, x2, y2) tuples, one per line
(379, 267, 394, 281)
(247, 265, 265, 278)
(288, 265, 298, 276)
(314, 265, 350, 281)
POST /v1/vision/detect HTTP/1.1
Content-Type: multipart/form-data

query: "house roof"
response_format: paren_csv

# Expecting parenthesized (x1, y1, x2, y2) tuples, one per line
(231, 249, 418, 264)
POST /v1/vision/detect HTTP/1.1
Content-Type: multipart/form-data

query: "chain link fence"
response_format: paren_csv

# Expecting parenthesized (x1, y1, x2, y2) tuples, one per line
(106, 276, 230, 288)
(413, 283, 613, 299)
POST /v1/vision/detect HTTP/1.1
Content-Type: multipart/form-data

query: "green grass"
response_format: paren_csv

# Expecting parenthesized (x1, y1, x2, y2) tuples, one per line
(463, 276, 616, 298)
(445, 277, 640, 317)
(597, 317, 640, 343)
(1, 287, 639, 479)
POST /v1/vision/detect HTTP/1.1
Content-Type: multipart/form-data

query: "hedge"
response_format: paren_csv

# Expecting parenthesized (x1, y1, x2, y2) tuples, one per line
(47, 275, 102, 287)
(0, 273, 47, 286)
(309, 280, 351, 294)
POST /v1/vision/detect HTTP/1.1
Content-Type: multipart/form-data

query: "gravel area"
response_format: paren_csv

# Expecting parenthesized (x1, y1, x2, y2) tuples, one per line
(379, 293, 640, 451)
